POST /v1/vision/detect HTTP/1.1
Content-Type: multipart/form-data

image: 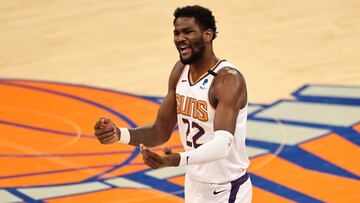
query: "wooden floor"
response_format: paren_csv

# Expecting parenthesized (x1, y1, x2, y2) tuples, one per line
(0, 0, 359, 103)
(0, 1, 359, 203)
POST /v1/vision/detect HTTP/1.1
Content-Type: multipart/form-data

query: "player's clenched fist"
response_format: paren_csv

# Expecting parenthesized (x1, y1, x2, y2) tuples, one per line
(94, 117, 120, 144)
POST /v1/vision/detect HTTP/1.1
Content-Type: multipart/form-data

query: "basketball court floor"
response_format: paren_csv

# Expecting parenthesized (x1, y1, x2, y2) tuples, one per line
(0, 1, 359, 202)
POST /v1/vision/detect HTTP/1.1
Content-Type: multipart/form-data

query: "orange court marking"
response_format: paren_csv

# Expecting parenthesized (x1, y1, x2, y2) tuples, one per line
(0, 124, 134, 154)
(0, 80, 159, 188)
(300, 133, 360, 176)
(167, 176, 185, 186)
(250, 154, 360, 202)
(4, 80, 160, 128)
(1, 79, 359, 202)
(0, 84, 122, 134)
(353, 122, 360, 133)
(99, 164, 149, 179)
(0, 166, 114, 188)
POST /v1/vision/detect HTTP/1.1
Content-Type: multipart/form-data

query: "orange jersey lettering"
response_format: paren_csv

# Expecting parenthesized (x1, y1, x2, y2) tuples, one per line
(176, 93, 209, 122)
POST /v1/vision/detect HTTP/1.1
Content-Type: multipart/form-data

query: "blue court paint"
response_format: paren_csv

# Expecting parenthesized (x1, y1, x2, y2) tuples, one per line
(250, 174, 324, 203)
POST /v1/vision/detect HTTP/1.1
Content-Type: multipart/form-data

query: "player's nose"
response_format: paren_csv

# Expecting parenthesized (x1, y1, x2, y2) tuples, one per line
(174, 33, 187, 44)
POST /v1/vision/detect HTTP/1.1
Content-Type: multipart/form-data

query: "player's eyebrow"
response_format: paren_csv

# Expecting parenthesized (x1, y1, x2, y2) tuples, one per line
(174, 27, 193, 33)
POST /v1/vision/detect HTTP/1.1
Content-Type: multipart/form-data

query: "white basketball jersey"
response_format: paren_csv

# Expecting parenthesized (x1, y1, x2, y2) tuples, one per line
(176, 60, 250, 184)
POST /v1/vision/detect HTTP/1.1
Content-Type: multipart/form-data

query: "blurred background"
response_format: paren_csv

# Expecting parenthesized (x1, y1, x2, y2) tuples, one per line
(0, 0, 359, 202)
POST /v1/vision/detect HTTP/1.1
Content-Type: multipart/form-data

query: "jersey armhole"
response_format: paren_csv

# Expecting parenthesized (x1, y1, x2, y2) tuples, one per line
(175, 64, 187, 87)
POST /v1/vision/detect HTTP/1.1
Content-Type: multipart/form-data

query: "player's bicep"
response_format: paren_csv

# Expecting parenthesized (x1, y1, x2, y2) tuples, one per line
(154, 90, 178, 135)
(153, 61, 183, 138)
(213, 68, 246, 134)
(213, 101, 238, 134)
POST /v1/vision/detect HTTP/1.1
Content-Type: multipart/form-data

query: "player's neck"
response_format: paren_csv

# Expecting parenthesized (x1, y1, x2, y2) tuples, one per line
(189, 50, 218, 82)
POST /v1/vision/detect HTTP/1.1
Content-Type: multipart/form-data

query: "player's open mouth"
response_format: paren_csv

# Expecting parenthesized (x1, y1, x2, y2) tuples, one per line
(179, 45, 191, 55)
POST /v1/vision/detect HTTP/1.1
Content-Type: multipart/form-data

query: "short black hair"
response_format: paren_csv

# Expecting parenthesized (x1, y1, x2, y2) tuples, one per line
(173, 5, 218, 40)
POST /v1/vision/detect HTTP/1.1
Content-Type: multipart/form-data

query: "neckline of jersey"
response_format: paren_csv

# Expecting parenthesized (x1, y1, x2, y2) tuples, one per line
(187, 59, 226, 86)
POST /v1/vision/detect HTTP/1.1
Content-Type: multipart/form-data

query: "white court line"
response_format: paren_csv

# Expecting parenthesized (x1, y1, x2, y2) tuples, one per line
(0, 189, 23, 203)
(247, 120, 329, 145)
(255, 101, 360, 126)
(18, 182, 110, 200)
(145, 167, 185, 180)
(105, 177, 151, 189)
(299, 86, 360, 99)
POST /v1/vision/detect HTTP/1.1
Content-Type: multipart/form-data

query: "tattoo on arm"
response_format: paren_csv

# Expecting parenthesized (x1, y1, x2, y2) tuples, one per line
(128, 125, 158, 147)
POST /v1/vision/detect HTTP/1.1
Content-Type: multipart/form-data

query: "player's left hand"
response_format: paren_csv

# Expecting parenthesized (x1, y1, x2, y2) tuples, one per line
(94, 117, 120, 144)
(139, 144, 180, 169)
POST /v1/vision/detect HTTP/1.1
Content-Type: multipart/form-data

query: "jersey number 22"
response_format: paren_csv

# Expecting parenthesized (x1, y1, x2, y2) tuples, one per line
(182, 118, 204, 148)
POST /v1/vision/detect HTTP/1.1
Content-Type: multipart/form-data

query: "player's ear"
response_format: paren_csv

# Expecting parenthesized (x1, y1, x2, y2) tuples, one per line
(203, 29, 213, 43)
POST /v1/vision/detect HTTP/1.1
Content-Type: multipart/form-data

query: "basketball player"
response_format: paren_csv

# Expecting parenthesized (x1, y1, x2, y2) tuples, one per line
(94, 5, 252, 203)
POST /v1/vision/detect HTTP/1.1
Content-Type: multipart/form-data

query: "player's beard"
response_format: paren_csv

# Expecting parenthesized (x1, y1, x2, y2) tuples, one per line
(179, 38, 205, 65)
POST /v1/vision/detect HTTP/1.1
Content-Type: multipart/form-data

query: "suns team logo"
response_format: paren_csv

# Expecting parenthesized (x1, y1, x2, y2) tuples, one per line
(0, 79, 359, 202)
(176, 93, 209, 122)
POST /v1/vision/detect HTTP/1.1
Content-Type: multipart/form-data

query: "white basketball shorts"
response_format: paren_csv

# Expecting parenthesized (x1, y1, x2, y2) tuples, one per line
(184, 172, 252, 203)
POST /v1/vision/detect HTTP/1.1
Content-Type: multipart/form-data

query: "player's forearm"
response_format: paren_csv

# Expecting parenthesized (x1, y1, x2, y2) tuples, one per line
(127, 125, 170, 147)
(178, 130, 233, 166)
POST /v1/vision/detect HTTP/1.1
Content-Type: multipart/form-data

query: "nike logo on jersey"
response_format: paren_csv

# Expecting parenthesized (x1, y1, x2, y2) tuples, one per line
(213, 189, 226, 195)
(181, 79, 187, 82)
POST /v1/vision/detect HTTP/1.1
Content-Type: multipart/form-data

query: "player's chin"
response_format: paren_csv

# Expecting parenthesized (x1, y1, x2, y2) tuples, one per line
(180, 55, 192, 64)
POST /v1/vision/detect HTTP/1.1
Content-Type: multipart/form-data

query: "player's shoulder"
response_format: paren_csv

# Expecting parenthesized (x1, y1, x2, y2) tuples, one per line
(211, 65, 247, 107)
(171, 60, 185, 76)
(168, 61, 185, 90)
(215, 66, 246, 89)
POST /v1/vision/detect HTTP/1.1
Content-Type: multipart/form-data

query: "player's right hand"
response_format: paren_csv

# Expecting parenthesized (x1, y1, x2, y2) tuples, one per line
(94, 117, 120, 144)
